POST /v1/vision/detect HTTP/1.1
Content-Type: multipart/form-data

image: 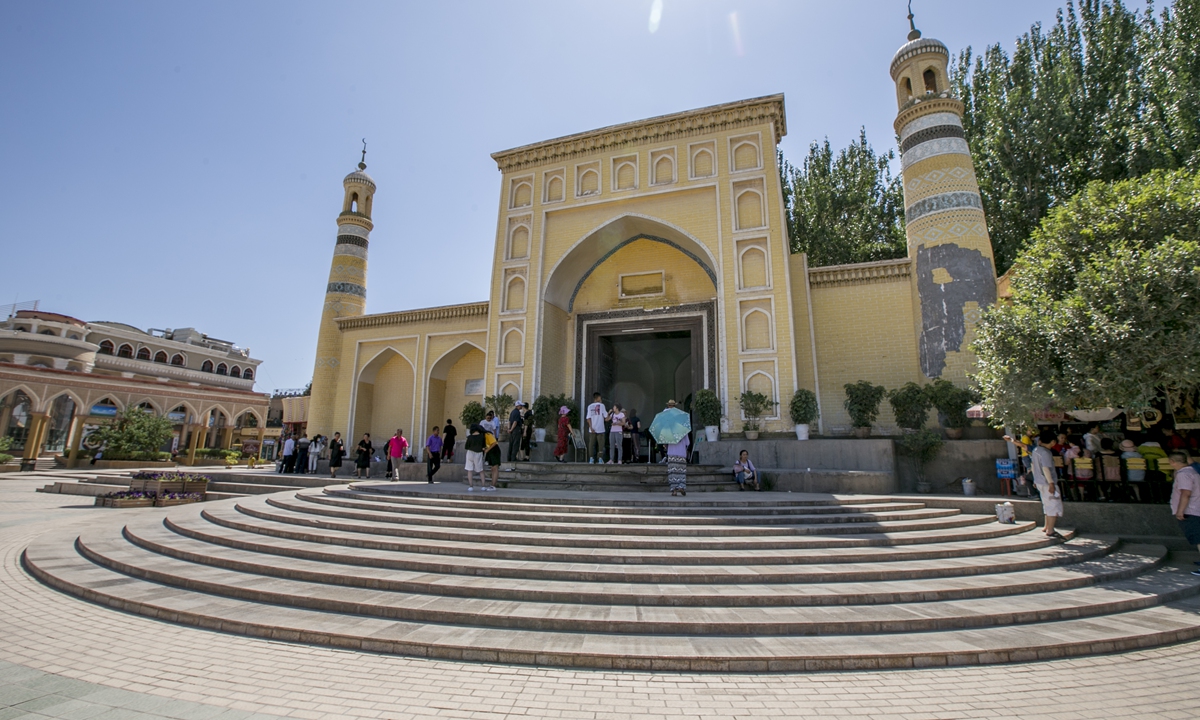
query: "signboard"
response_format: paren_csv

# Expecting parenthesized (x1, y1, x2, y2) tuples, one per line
(90, 404, 117, 417)
(465, 379, 484, 396)
(167, 411, 187, 423)
(995, 458, 1017, 479)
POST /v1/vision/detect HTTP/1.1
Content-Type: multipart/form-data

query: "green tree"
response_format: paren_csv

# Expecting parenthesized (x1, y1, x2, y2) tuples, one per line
(952, 0, 1200, 273)
(779, 128, 906, 267)
(973, 169, 1200, 427)
(88, 407, 174, 460)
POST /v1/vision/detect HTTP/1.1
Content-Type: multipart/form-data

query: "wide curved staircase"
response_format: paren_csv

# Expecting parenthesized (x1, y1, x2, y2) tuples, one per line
(23, 483, 1200, 671)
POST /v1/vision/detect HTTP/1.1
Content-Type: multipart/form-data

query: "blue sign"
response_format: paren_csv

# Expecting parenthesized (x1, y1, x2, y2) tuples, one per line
(995, 458, 1017, 479)
(90, 404, 118, 417)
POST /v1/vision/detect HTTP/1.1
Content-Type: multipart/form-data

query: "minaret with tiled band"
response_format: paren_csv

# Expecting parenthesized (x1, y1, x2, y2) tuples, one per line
(892, 13, 997, 383)
(308, 153, 375, 437)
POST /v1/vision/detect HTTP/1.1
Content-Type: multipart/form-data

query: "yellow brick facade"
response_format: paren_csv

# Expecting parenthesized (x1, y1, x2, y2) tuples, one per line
(309, 58, 995, 439)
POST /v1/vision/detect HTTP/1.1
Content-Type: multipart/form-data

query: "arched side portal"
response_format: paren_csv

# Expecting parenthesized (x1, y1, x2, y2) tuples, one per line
(424, 342, 486, 434)
(351, 347, 416, 443)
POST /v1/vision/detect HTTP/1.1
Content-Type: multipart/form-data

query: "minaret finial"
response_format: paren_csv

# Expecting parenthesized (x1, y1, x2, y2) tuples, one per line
(359, 138, 367, 171)
(907, 1, 922, 41)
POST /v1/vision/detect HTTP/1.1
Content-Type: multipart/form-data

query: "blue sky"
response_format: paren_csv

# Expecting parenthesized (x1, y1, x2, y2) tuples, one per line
(1, 0, 1070, 392)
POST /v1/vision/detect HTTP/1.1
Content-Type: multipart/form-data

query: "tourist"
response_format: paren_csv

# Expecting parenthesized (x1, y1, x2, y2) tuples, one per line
(481, 410, 499, 437)
(1163, 427, 1187, 451)
(734, 449, 760, 491)
(463, 424, 486, 491)
(1083, 424, 1103, 457)
(280, 434, 295, 474)
(1067, 435, 1091, 483)
(663, 400, 690, 497)
(387, 429, 408, 480)
(608, 404, 626, 464)
(308, 434, 323, 474)
(1051, 432, 1069, 458)
(295, 434, 310, 474)
(425, 426, 442, 484)
(627, 408, 642, 463)
(585, 392, 607, 464)
(553, 406, 571, 463)
(507, 402, 524, 462)
(328, 432, 344, 479)
(1030, 429, 1065, 540)
(1001, 431, 1034, 497)
(441, 418, 457, 461)
(521, 403, 535, 461)
(1166, 451, 1200, 576)
(355, 433, 373, 479)
(483, 422, 501, 491)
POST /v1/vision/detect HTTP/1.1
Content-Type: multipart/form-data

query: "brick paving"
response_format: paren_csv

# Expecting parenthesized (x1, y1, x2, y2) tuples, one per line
(3, 477, 1200, 719)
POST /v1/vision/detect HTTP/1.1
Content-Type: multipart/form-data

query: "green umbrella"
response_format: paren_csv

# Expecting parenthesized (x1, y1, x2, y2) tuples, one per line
(649, 407, 692, 445)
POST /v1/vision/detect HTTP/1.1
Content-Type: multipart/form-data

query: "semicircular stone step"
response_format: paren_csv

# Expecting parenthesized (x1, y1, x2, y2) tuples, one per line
(72, 530, 1196, 636)
(286, 491, 968, 534)
(124, 518, 1153, 607)
(201, 501, 1042, 566)
(252, 494, 998, 549)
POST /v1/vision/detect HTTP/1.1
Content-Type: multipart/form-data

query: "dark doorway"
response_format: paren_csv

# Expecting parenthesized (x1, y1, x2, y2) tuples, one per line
(577, 302, 717, 419)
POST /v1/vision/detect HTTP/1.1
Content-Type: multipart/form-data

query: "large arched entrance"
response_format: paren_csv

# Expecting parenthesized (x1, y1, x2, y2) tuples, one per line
(541, 214, 720, 415)
(425, 343, 485, 433)
(352, 348, 416, 441)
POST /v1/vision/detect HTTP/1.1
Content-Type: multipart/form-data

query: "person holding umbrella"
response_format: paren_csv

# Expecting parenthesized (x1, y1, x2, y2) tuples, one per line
(650, 399, 692, 496)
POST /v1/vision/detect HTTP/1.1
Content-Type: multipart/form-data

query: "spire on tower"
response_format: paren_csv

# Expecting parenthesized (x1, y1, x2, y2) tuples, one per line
(359, 138, 367, 171)
(907, 0, 921, 41)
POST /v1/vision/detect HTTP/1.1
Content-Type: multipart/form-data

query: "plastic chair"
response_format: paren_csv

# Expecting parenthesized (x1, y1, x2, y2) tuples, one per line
(1071, 457, 1096, 501)
(1124, 457, 1147, 502)
(1100, 455, 1122, 501)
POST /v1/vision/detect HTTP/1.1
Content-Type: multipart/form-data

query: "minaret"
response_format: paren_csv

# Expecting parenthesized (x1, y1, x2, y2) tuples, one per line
(308, 145, 375, 437)
(891, 8, 997, 383)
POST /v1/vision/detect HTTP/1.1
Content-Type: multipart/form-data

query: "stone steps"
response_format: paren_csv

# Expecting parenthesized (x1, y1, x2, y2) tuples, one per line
(126, 519, 1155, 606)
(23, 483, 1200, 671)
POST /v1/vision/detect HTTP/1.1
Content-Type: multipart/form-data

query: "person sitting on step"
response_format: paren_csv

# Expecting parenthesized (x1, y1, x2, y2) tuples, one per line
(733, 449, 760, 491)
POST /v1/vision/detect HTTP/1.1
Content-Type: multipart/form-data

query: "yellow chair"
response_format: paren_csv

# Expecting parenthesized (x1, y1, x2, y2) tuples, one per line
(1124, 457, 1147, 502)
(1071, 457, 1096, 501)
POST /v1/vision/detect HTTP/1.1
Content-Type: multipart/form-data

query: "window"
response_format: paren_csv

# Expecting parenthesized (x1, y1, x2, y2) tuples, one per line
(39, 329, 57, 336)
(98, 340, 114, 355)
(216, 363, 228, 375)
(170, 353, 184, 366)
(230, 366, 241, 378)
(117, 344, 134, 358)
(153, 351, 168, 364)
(136, 347, 151, 361)
(924, 68, 937, 93)
(242, 368, 254, 380)
(201, 360, 214, 373)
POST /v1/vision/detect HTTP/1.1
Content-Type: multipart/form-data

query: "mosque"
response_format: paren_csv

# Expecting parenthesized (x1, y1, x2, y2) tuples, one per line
(305, 22, 997, 444)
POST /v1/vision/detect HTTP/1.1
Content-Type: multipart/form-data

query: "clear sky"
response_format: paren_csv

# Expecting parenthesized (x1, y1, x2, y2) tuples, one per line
(1, 0, 1069, 392)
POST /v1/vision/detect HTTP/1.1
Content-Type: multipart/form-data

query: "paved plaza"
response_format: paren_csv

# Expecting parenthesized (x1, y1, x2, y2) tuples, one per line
(3, 476, 1200, 719)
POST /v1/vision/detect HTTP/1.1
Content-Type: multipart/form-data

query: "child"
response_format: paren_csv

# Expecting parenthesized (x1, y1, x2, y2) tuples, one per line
(463, 424, 486, 492)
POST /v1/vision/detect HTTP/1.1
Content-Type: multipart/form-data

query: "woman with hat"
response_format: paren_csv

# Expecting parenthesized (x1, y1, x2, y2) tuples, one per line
(553, 406, 572, 463)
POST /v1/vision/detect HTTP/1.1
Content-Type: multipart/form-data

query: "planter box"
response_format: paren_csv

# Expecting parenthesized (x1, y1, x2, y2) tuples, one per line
(129, 479, 209, 495)
(106, 497, 154, 508)
(154, 496, 204, 508)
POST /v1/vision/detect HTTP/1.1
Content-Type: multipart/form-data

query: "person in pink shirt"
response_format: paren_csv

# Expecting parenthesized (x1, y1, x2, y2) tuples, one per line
(1167, 451, 1200, 576)
(387, 429, 409, 481)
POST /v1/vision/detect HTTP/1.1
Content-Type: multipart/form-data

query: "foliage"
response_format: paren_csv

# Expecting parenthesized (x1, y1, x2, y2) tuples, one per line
(531, 395, 556, 429)
(131, 471, 212, 482)
(888, 383, 933, 430)
(0, 436, 10, 464)
(196, 448, 241, 461)
(538, 393, 579, 429)
(779, 129, 907, 267)
(789, 389, 820, 425)
(843, 381, 886, 429)
(973, 169, 1200, 427)
(484, 393, 515, 421)
(951, 0, 1200, 273)
(0, 454, 11, 464)
(738, 391, 776, 431)
(896, 429, 946, 490)
(928, 379, 980, 429)
(87, 408, 173, 460)
(460, 401, 486, 428)
(694, 389, 723, 427)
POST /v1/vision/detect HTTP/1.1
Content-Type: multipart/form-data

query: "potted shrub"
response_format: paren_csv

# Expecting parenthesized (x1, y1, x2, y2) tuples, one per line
(738, 390, 775, 440)
(694, 389, 722, 442)
(484, 393, 515, 437)
(460, 400, 486, 428)
(927, 378, 978, 439)
(888, 382, 932, 432)
(789, 389, 819, 440)
(843, 381, 885, 437)
(531, 395, 556, 443)
(896, 428, 944, 493)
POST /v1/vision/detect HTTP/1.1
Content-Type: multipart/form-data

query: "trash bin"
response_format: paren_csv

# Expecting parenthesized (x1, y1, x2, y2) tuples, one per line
(961, 477, 976, 496)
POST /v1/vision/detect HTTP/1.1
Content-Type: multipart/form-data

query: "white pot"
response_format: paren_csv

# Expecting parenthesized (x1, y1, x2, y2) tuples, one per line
(534, 428, 546, 442)
(744, 430, 760, 440)
(704, 426, 719, 442)
(794, 423, 810, 441)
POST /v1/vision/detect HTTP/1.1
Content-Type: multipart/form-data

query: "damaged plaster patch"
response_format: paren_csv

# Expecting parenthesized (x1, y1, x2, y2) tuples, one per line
(916, 244, 996, 377)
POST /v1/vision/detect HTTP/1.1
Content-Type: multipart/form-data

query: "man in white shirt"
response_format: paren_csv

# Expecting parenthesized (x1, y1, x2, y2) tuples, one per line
(1030, 428, 1064, 540)
(585, 391, 607, 464)
(281, 435, 296, 474)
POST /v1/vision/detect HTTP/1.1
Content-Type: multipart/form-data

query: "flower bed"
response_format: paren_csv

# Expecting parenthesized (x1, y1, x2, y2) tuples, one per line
(154, 492, 205, 508)
(129, 471, 211, 496)
(95, 489, 205, 508)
